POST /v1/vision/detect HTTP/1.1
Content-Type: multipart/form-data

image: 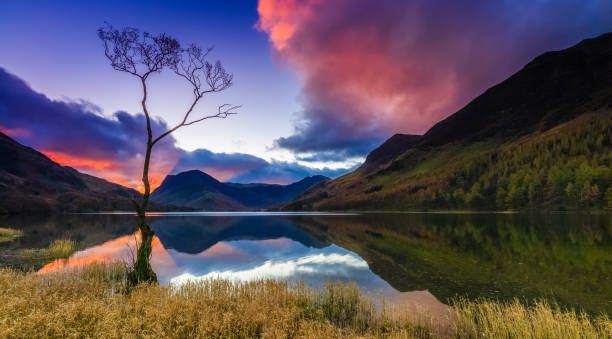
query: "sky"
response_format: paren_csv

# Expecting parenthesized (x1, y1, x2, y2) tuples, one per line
(0, 0, 611, 191)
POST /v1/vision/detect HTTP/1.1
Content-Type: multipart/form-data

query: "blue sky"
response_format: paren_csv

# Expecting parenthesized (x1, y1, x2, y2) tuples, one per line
(0, 0, 304, 162)
(1, 0, 611, 189)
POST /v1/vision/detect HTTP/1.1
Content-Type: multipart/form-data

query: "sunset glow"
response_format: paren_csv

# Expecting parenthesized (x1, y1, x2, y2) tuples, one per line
(41, 150, 169, 192)
(43, 151, 113, 171)
(0, 2, 610, 336)
(1, 0, 610, 188)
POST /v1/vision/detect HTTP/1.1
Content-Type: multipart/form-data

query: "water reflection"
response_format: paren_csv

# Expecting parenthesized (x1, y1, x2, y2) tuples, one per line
(32, 215, 448, 319)
(290, 213, 612, 314)
(151, 216, 326, 254)
(167, 240, 369, 286)
(1, 212, 610, 315)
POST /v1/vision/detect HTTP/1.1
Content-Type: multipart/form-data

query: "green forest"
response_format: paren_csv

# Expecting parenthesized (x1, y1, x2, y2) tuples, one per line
(320, 112, 612, 211)
(443, 113, 612, 210)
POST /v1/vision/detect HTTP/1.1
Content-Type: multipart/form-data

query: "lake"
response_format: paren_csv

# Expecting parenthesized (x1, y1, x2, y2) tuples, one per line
(1, 212, 610, 315)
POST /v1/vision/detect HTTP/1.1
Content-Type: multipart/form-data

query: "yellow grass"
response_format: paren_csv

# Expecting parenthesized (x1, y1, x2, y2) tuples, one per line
(19, 239, 83, 261)
(0, 265, 609, 338)
(0, 227, 23, 243)
(453, 298, 612, 338)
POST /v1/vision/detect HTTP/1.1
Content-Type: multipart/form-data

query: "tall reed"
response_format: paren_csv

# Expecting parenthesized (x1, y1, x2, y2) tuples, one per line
(0, 265, 609, 338)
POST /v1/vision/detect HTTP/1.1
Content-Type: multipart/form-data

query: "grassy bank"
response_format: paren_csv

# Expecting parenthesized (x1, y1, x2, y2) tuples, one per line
(0, 227, 23, 243)
(19, 238, 83, 261)
(0, 265, 609, 338)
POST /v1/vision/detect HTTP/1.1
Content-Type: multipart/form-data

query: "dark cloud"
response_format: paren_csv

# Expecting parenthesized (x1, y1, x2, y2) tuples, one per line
(274, 110, 387, 159)
(258, 0, 612, 160)
(0, 66, 352, 188)
(230, 160, 354, 184)
(172, 148, 354, 184)
(0, 67, 183, 190)
(171, 149, 268, 181)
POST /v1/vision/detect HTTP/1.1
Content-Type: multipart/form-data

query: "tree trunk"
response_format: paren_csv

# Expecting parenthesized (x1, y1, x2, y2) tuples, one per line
(127, 140, 158, 285)
(127, 218, 157, 285)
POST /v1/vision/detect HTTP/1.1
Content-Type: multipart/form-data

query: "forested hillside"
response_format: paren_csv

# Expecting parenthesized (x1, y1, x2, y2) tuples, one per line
(366, 113, 611, 210)
(450, 114, 611, 210)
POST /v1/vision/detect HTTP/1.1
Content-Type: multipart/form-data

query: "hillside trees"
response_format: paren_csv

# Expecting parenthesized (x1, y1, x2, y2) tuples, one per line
(347, 113, 612, 212)
(447, 115, 612, 210)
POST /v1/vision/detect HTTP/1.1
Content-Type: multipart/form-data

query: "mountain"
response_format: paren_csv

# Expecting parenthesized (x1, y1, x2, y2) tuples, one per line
(283, 32, 612, 211)
(360, 134, 421, 175)
(150, 170, 329, 211)
(0, 131, 176, 214)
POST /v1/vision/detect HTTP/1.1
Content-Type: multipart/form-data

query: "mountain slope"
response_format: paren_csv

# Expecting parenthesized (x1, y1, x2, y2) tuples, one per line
(283, 33, 612, 211)
(150, 170, 329, 211)
(0, 131, 174, 214)
(361, 134, 421, 175)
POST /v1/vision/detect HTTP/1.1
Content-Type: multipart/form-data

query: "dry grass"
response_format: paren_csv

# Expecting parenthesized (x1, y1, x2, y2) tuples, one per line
(0, 265, 433, 338)
(453, 298, 612, 338)
(0, 227, 23, 243)
(0, 265, 609, 338)
(19, 238, 83, 261)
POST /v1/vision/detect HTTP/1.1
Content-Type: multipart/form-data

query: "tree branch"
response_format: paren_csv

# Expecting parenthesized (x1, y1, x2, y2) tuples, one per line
(152, 104, 241, 146)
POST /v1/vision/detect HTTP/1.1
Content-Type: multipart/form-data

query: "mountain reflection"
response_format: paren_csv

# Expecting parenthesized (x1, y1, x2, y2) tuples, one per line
(36, 216, 395, 290)
(5, 212, 609, 315)
(36, 215, 448, 318)
(150, 216, 326, 254)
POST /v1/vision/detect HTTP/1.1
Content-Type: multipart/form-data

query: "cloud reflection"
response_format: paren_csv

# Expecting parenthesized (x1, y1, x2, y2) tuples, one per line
(37, 227, 449, 321)
(169, 243, 369, 285)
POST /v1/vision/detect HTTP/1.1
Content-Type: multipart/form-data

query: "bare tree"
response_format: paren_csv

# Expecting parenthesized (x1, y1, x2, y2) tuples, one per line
(98, 24, 239, 285)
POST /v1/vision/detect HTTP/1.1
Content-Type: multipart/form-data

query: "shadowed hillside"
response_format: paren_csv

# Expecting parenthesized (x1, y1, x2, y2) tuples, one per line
(283, 33, 612, 212)
(0, 132, 180, 214)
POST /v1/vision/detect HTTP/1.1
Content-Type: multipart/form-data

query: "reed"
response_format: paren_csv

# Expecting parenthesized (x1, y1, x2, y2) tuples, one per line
(0, 227, 23, 243)
(20, 239, 83, 261)
(0, 265, 609, 338)
(452, 297, 612, 338)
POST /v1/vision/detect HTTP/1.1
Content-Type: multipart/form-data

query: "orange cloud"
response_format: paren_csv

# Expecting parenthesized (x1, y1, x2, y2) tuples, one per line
(40, 150, 175, 193)
(43, 150, 113, 170)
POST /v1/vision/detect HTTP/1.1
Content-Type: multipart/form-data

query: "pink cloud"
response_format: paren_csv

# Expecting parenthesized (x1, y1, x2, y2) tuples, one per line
(257, 0, 612, 158)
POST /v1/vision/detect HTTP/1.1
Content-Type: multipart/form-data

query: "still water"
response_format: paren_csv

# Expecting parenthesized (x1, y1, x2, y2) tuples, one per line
(1, 212, 611, 314)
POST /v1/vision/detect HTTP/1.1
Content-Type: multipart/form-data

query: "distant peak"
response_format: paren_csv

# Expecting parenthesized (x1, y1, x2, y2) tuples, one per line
(302, 174, 330, 180)
(175, 169, 206, 175)
(170, 169, 218, 180)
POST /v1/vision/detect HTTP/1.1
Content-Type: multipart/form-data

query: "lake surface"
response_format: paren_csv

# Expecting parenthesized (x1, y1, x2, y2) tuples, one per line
(1, 212, 611, 315)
